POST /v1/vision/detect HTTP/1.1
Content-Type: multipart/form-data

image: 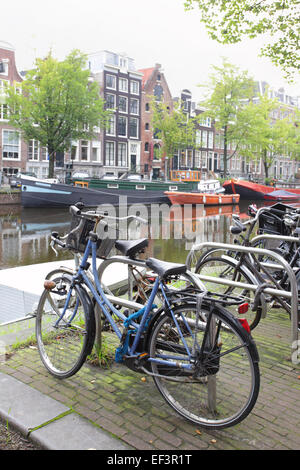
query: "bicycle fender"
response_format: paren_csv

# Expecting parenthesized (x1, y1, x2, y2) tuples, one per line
(220, 255, 267, 319)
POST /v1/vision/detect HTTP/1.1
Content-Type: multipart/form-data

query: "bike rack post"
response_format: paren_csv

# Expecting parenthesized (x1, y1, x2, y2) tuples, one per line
(186, 242, 298, 363)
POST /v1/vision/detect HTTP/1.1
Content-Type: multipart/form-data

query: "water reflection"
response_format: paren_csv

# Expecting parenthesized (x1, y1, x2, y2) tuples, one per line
(0, 201, 254, 269)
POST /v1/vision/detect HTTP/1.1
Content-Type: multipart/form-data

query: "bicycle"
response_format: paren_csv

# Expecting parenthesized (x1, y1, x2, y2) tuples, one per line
(35, 204, 260, 430)
(193, 204, 300, 330)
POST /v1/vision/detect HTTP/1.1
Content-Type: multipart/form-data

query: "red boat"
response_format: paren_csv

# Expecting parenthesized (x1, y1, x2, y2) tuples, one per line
(223, 179, 300, 201)
(164, 191, 240, 206)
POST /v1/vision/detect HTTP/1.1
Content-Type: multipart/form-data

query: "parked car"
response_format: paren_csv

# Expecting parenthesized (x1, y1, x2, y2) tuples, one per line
(72, 172, 89, 179)
(10, 172, 36, 188)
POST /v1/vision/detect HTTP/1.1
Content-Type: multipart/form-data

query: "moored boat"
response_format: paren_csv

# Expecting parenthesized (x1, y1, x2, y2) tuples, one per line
(223, 179, 300, 201)
(21, 175, 204, 208)
(164, 191, 240, 206)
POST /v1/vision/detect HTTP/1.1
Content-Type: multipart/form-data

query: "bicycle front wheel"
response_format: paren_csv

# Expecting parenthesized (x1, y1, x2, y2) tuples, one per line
(148, 303, 260, 430)
(36, 275, 95, 379)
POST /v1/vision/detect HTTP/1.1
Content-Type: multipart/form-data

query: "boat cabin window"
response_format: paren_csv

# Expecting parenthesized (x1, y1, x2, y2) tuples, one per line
(135, 184, 146, 190)
(168, 186, 178, 191)
(107, 183, 119, 189)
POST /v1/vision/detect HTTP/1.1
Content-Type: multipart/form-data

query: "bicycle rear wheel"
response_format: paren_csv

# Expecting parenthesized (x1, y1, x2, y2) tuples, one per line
(195, 256, 261, 330)
(148, 303, 260, 430)
(36, 275, 95, 379)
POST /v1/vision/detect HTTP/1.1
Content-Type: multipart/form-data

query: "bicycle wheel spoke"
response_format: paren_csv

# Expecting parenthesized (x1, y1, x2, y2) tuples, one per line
(36, 275, 95, 378)
(149, 304, 259, 429)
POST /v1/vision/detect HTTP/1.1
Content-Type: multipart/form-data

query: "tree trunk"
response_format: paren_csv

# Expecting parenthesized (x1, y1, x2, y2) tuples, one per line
(223, 125, 228, 177)
(48, 149, 55, 178)
(263, 150, 269, 180)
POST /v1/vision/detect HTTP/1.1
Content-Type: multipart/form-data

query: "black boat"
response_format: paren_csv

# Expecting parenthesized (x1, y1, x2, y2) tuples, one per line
(20, 177, 195, 208)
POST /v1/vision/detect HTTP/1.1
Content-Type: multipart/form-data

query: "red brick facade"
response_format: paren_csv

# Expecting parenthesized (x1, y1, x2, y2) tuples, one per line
(0, 41, 27, 177)
(138, 64, 173, 179)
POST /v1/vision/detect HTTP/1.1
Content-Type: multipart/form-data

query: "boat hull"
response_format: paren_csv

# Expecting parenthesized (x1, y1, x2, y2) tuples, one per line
(21, 179, 170, 208)
(164, 191, 240, 206)
(223, 179, 300, 200)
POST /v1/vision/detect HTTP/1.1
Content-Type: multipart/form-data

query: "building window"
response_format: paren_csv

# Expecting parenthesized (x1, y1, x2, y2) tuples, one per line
(130, 80, 139, 95)
(118, 142, 127, 167)
(129, 117, 138, 138)
(145, 142, 149, 152)
(0, 61, 8, 75)
(208, 131, 214, 149)
(201, 151, 207, 168)
(70, 144, 78, 161)
(28, 139, 39, 161)
(3, 167, 18, 176)
(80, 140, 89, 161)
(199, 116, 211, 127)
(106, 74, 116, 89)
(145, 123, 149, 131)
(145, 103, 150, 111)
(195, 150, 201, 168)
(119, 58, 127, 69)
(0, 104, 9, 120)
(118, 116, 127, 136)
(130, 98, 139, 115)
(201, 130, 208, 148)
(119, 78, 128, 92)
(106, 115, 116, 136)
(118, 95, 128, 113)
(41, 146, 48, 161)
(106, 93, 116, 109)
(91, 142, 101, 162)
(2, 130, 20, 160)
(0, 79, 9, 95)
(105, 141, 115, 166)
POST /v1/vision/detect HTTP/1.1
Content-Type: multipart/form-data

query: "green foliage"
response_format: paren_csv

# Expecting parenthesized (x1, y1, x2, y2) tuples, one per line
(150, 97, 200, 159)
(6, 49, 110, 177)
(199, 59, 256, 174)
(184, 0, 300, 79)
(242, 92, 300, 177)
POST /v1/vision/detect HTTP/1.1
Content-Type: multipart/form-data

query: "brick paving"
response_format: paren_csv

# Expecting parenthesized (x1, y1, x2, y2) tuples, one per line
(0, 307, 299, 450)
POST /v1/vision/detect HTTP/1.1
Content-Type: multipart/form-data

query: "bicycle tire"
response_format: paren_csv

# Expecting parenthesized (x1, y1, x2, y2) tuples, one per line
(148, 302, 260, 430)
(36, 274, 96, 379)
(195, 255, 262, 330)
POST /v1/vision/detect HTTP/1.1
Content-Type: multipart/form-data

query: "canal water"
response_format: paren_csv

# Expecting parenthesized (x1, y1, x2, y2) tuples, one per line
(0, 200, 261, 270)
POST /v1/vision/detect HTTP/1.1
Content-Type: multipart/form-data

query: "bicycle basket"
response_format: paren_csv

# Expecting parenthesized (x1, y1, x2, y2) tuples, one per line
(258, 212, 286, 235)
(66, 214, 116, 258)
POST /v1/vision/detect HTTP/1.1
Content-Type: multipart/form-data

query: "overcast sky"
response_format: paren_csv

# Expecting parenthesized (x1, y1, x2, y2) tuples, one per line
(2, 0, 299, 101)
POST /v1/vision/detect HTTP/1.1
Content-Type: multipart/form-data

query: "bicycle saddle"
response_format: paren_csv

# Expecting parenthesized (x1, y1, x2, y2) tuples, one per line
(145, 257, 187, 279)
(115, 238, 148, 258)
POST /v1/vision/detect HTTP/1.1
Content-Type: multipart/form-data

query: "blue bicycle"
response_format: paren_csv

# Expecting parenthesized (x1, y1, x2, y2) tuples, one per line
(35, 205, 260, 429)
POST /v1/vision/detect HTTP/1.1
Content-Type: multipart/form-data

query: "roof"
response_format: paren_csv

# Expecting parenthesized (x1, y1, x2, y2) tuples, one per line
(138, 67, 156, 89)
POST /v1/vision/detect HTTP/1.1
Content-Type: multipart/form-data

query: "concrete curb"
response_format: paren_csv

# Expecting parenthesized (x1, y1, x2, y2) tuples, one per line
(0, 372, 131, 450)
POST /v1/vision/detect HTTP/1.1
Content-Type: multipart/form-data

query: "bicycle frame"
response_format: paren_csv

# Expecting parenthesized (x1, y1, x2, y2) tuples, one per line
(62, 236, 199, 371)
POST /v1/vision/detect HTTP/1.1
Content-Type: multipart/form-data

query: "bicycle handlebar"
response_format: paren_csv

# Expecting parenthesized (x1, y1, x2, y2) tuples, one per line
(69, 205, 147, 224)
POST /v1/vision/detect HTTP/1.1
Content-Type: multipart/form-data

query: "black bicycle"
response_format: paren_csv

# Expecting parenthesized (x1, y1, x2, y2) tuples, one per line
(194, 203, 300, 330)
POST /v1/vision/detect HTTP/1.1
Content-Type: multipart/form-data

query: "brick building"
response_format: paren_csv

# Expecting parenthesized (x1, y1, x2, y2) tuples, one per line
(0, 41, 27, 180)
(138, 63, 173, 179)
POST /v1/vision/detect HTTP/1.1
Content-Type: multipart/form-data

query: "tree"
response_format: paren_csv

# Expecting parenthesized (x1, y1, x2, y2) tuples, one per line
(7, 50, 109, 178)
(184, 0, 300, 79)
(242, 93, 300, 180)
(151, 98, 200, 178)
(198, 59, 256, 176)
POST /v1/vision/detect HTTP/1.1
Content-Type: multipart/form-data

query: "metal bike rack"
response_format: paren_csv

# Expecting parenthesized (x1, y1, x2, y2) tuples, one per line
(186, 242, 299, 363)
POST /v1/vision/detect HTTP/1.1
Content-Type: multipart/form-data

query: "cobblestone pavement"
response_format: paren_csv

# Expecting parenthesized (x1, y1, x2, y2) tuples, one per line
(0, 307, 299, 450)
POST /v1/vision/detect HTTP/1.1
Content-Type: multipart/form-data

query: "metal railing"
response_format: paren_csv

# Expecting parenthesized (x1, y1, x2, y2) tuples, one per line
(186, 241, 299, 363)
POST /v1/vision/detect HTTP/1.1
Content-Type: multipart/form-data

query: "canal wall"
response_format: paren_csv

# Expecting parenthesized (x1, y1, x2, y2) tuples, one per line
(0, 190, 20, 205)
